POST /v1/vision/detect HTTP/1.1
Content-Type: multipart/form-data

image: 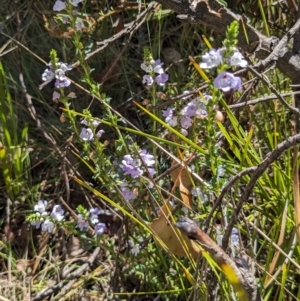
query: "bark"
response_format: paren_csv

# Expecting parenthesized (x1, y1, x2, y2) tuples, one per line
(153, 0, 300, 82)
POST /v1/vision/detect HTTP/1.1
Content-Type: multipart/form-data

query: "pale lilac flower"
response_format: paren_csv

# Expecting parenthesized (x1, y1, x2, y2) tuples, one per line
(214, 72, 242, 92)
(200, 49, 222, 69)
(142, 74, 154, 86)
(231, 227, 240, 246)
(122, 155, 141, 167)
(56, 62, 72, 72)
(181, 101, 197, 118)
(139, 150, 155, 166)
(146, 167, 156, 177)
(141, 62, 153, 73)
(163, 108, 177, 127)
(94, 222, 107, 235)
(53, 0, 67, 11)
(153, 59, 164, 74)
(96, 129, 105, 138)
(90, 208, 101, 216)
(77, 214, 89, 231)
(42, 69, 55, 82)
(181, 128, 188, 136)
(79, 128, 94, 141)
(41, 220, 55, 233)
(121, 187, 137, 201)
(163, 107, 173, 118)
(52, 91, 60, 100)
(123, 165, 143, 178)
(51, 205, 64, 222)
(180, 116, 193, 129)
(80, 119, 100, 128)
(229, 51, 247, 68)
(55, 77, 71, 88)
(155, 73, 169, 86)
(70, 0, 84, 6)
(34, 200, 48, 214)
(141, 59, 168, 86)
(31, 221, 42, 229)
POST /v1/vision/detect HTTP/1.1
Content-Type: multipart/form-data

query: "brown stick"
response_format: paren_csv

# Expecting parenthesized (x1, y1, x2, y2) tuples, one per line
(175, 217, 262, 301)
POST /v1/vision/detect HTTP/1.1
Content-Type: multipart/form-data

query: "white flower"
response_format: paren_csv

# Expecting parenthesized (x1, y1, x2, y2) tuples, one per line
(80, 119, 100, 128)
(70, 0, 83, 7)
(153, 59, 164, 74)
(140, 62, 153, 73)
(42, 69, 55, 82)
(79, 128, 94, 141)
(229, 51, 247, 68)
(200, 49, 222, 69)
(180, 128, 188, 136)
(34, 200, 48, 214)
(90, 214, 99, 224)
(166, 115, 177, 127)
(130, 244, 140, 256)
(53, 0, 67, 11)
(51, 205, 64, 222)
(41, 220, 54, 233)
(142, 74, 154, 86)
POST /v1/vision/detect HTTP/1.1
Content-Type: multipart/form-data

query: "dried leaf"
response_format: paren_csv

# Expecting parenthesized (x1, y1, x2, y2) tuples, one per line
(170, 161, 193, 208)
(151, 202, 200, 258)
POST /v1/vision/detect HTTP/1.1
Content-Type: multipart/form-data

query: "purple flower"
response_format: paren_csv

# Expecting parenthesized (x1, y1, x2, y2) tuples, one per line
(200, 49, 222, 69)
(96, 129, 105, 138)
(51, 205, 64, 222)
(146, 167, 156, 177)
(123, 165, 143, 178)
(122, 154, 143, 178)
(155, 73, 169, 86)
(90, 208, 101, 216)
(181, 101, 197, 118)
(121, 187, 137, 201)
(214, 72, 242, 92)
(77, 214, 89, 231)
(180, 116, 193, 129)
(94, 222, 107, 235)
(141, 59, 168, 86)
(55, 77, 71, 88)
